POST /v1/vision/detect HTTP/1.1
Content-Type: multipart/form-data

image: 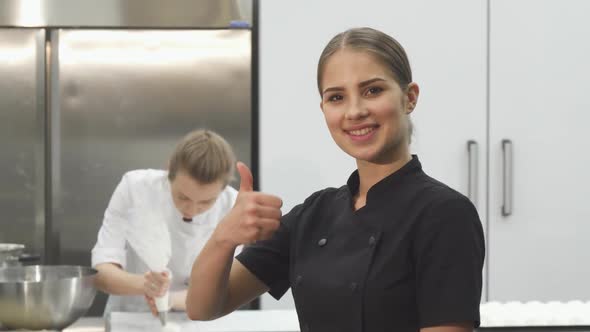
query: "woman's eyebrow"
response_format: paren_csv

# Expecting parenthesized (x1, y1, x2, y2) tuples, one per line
(359, 77, 385, 87)
(323, 77, 386, 94)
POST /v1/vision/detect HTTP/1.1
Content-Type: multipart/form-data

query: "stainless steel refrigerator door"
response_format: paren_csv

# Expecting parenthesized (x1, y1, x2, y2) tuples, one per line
(0, 29, 46, 257)
(48, 29, 251, 313)
(0, 0, 252, 28)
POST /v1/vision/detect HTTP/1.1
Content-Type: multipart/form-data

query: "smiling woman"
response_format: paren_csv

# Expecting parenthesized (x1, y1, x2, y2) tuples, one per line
(185, 27, 484, 332)
(317, 28, 418, 170)
(90, 129, 239, 317)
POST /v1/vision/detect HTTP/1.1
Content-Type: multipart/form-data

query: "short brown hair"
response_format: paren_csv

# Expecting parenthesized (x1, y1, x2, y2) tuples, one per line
(168, 129, 236, 185)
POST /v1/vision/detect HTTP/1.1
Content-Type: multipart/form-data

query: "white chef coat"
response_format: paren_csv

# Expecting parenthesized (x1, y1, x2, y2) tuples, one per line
(91, 169, 238, 314)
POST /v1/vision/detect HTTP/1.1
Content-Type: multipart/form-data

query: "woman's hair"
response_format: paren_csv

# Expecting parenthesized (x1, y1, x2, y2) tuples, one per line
(317, 27, 414, 141)
(168, 129, 236, 185)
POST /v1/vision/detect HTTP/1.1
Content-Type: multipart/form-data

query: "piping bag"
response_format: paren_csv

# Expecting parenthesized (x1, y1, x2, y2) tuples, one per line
(126, 207, 172, 326)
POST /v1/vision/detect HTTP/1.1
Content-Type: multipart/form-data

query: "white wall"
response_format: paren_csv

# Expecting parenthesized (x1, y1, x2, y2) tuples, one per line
(258, 0, 486, 309)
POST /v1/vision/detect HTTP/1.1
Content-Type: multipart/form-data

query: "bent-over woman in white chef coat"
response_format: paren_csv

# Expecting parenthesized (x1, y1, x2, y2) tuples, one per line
(91, 129, 238, 316)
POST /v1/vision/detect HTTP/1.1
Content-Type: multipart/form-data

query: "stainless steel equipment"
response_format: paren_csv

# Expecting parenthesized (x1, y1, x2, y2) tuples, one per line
(0, 244, 40, 267)
(0, 0, 257, 315)
(0, 265, 97, 330)
(0, 244, 25, 266)
(0, 28, 46, 262)
(0, 0, 251, 28)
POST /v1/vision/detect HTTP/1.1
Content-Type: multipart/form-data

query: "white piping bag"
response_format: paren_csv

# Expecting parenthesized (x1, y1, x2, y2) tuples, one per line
(126, 207, 172, 325)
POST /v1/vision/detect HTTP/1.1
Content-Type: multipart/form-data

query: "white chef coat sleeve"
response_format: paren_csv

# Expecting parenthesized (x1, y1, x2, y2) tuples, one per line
(91, 173, 134, 269)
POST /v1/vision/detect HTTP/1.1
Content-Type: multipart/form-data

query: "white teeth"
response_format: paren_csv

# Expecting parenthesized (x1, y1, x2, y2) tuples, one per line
(348, 127, 374, 136)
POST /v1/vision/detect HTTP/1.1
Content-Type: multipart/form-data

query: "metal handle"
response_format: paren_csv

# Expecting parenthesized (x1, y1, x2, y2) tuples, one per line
(502, 139, 513, 217)
(18, 253, 42, 263)
(467, 140, 478, 206)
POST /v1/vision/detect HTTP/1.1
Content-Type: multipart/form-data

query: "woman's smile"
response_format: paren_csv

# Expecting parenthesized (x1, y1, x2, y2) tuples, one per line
(345, 125, 379, 142)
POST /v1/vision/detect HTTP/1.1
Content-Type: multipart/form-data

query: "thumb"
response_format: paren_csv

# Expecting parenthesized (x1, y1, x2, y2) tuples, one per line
(236, 161, 254, 192)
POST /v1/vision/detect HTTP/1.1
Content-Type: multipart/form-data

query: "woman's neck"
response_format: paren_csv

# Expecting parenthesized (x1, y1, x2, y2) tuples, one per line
(353, 148, 412, 210)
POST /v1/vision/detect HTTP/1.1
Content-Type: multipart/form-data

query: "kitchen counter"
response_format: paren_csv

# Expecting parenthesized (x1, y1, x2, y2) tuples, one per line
(106, 311, 300, 332)
(0, 317, 104, 332)
(15, 305, 590, 332)
(56, 310, 300, 332)
(65, 317, 105, 332)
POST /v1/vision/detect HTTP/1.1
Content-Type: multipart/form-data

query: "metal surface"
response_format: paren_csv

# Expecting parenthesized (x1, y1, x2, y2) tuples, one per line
(0, 244, 24, 266)
(467, 140, 479, 206)
(0, 29, 46, 259)
(0, 244, 41, 268)
(0, 265, 97, 330)
(0, 0, 252, 28)
(47, 29, 251, 314)
(501, 139, 513, 217)
(0, 244, 24, 253)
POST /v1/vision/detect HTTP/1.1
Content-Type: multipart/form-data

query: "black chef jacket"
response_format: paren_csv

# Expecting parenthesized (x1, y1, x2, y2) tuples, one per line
(237, 155, 485, 332)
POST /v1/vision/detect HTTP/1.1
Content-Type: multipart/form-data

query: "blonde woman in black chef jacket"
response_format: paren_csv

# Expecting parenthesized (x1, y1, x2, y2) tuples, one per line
(186, 27, 485, 332)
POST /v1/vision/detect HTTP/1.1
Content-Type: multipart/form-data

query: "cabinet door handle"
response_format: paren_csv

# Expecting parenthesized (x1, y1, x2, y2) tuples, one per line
(502, 139, 513, 217)
(467, 140, 478, 206)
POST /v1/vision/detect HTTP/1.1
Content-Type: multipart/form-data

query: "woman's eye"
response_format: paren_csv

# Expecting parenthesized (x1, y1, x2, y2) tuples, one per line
(365, 86, 383, 96)
(327, 94, 343, 103)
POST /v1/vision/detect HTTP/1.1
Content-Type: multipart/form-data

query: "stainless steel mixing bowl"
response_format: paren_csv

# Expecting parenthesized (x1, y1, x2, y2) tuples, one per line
(0, 265, 97, 331)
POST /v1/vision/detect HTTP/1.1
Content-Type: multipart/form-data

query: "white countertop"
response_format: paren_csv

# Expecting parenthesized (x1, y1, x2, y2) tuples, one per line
(106, 310, 299, 332)
(3, 311, 298, 332)
(480, 301, 590, 327)
(25, 302, 590, 332)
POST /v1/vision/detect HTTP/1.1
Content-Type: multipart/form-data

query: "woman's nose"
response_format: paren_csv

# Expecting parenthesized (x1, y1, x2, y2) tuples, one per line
(182, 205, 197, 217)
(186, 204, 203, 216)
(345, 99, 369, 120)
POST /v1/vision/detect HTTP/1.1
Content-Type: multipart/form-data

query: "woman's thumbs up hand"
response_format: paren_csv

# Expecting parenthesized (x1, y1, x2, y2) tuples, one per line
(213, 162, 283, 249)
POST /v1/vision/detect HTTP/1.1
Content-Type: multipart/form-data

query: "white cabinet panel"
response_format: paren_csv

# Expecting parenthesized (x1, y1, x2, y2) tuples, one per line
(488, 0, 590, 301)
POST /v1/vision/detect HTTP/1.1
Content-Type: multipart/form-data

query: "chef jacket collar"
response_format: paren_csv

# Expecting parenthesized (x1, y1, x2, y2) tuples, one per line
(346, 154, 422, 205)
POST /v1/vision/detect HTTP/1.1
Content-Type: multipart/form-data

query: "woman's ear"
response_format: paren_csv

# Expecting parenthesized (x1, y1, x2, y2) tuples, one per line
(405, 82, 420, 114)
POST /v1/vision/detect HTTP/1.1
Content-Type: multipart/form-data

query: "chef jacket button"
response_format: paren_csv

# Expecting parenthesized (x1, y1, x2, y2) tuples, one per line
(318, 238, 327, 247)
(295, 275, 303, 286)
(368, 235, 376, 246)
(349, 282, 358, 292)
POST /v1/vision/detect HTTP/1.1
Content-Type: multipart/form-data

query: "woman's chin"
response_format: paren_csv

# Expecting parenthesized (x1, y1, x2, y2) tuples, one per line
(346, 149, 380, 163)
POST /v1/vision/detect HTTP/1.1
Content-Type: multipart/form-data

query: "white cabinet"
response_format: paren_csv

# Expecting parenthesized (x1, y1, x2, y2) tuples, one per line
(418, 0, 590, 302)
(420, 0, 590, 302)
(487, 0, 590, 301)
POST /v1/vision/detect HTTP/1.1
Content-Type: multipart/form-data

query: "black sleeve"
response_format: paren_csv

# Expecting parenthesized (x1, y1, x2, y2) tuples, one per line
(413, 196, 485, 328)
(236, 202, 301, 300)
